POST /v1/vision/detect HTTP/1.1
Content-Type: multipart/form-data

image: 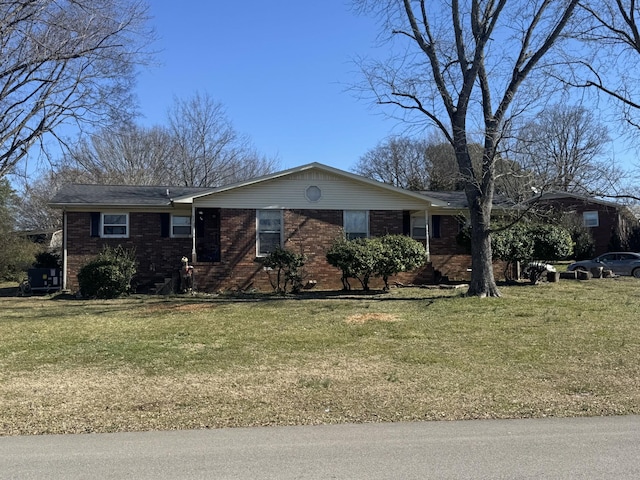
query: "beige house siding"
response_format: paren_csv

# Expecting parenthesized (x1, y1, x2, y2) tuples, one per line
(193, 171, 431, 211)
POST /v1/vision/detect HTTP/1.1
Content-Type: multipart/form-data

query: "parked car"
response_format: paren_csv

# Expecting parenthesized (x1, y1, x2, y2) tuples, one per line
(567, 252, 640, 278)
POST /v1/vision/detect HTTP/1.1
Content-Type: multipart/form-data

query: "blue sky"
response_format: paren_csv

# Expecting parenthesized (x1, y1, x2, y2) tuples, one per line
(135, 1, 401, 171)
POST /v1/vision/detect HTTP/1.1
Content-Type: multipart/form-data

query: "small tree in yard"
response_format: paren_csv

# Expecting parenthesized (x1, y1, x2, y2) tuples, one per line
(377, 235, 428, 290)
(262, 247, 306, 294)
(77, 245, 137, 299)
(326, 236, 383, 291)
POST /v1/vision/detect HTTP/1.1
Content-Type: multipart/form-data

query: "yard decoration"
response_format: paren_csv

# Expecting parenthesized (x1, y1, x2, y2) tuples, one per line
(179, 256, 195, 293)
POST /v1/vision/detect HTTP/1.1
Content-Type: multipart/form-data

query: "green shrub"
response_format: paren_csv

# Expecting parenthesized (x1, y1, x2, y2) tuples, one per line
(377, 235, 428, 290)
(77, 245, 137, 299)
(327, 234, 427, 291)
(327, 236, 381, 291)
(531, 223, 573, 260)
(326, 236, 357, 290)
(34, 251, 61, 269)
(0, 179, 38, 281)
(262, 247, 306, 294)
(492, 221, 573, 280)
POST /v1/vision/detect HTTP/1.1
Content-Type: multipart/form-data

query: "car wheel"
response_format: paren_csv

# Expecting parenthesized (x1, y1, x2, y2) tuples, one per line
(632, 268, 640, 279)
(574, 266, 588, 272)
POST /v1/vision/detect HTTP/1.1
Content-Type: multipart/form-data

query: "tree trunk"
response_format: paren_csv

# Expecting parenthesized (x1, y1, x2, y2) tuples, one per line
(466, 189, 501, 298)
(453, 123, 501, 298)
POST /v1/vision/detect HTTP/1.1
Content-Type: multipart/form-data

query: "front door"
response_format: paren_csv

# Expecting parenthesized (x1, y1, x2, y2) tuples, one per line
(195, 208, 221, 262)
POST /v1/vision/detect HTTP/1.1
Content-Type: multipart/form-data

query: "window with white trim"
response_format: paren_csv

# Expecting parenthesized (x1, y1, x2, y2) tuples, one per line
(343, 210, 369, 240)
(171, 215, 192, 237)
(411, 216, 427, 240)
(101, 213, 129, 238)
(583, 211, 599, 228)
(257, 210, 282, 256)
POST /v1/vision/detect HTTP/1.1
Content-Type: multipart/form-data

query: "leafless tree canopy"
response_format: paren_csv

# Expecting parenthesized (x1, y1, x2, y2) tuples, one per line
(0, 0, 154, 178)
(576, 1, 640, 114)
(353, 136, 444, 190)
(509, 104, 620, 195)
(353, 135, 473, 190)
(13, 163, 101, 231)
(167, 92, 279, 188)
(61, 125, 176, 186)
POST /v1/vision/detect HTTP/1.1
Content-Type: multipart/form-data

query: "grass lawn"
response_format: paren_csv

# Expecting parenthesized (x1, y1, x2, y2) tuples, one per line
(1, 278, 639, 435)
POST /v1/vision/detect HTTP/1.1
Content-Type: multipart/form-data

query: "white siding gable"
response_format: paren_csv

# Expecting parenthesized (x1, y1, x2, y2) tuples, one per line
(194, 169, 430, 210)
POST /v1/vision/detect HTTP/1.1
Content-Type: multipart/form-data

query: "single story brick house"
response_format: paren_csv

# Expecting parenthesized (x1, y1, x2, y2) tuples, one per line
(533, 191, 640, 256)
(50, 162, 505, 293)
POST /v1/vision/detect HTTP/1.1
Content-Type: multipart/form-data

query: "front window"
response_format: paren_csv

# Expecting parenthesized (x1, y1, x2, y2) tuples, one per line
(411, 216, 427, 240)
(344, 210, 368, 240)
(257, 210, 282, 256)
(101, 213, 128, 238)
(583, 211, 599, 228)
(172, 215, 192, 237)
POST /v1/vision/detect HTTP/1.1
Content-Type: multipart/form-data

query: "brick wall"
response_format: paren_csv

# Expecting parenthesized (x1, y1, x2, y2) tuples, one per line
(426, 215, 472, 281)
(370, 210, 404, 236)
(537, 198, 629, 255)
(65, 211, 192, 292)
(64, 209, 490, 293)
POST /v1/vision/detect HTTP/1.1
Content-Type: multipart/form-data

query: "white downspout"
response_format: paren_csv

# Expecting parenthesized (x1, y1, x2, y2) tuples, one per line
(191, 203, 197, 262)
(424, 209, 430, 261)
(62, 210, 68, 290)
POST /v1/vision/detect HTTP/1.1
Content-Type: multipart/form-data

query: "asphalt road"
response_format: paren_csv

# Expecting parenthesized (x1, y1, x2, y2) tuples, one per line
(1, 416, 639, 479)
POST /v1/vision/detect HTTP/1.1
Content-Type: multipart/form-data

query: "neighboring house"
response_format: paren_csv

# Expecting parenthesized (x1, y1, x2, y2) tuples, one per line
(49, 162, 505, 293)
(533, 191, 640, 255)
(21, 229, 63, 253)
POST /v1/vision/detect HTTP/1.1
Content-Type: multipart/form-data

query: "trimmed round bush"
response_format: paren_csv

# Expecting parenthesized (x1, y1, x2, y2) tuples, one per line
(77, 246, 136, 299)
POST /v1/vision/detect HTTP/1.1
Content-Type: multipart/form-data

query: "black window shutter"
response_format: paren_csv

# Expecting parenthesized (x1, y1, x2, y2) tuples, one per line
(90, 212, 100, 237)
(402, 211, 411, 236)
(432, 215, 441, 239)
(160, 213, 170, 237)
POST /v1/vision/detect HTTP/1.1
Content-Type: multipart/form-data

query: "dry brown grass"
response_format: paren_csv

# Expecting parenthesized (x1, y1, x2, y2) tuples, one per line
(345, 313, 399, 324)
(1, 279, 640, 435)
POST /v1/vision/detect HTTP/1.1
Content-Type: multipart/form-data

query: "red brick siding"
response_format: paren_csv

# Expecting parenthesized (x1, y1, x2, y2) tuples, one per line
(65, 212, 192, 292)
(370, 210, 404, 236)
(425, 216, 472, 281)
(537, 198, 630, 255)
(65, 209, 496, 293)
(283, 209, 344, 288)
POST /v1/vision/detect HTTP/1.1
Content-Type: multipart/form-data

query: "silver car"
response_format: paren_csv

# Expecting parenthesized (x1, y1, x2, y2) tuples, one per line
(567, 252, 640, 278)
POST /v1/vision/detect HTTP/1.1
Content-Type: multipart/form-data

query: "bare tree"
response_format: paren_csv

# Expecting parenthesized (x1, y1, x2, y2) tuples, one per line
(0, 0, 154, 179)
(353, 135, 470, 190)
(356, 0, 580, 297)
(13, 165, 93, 231)
(575, 1, 640, 203)
(426, 142, 465, 191)
(353, 136, 435, 190)
(62, 124, 176, 185)
(167, 92, 278, 187)
(510, 104, 620, 194)
(577, 1, 640, 118)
